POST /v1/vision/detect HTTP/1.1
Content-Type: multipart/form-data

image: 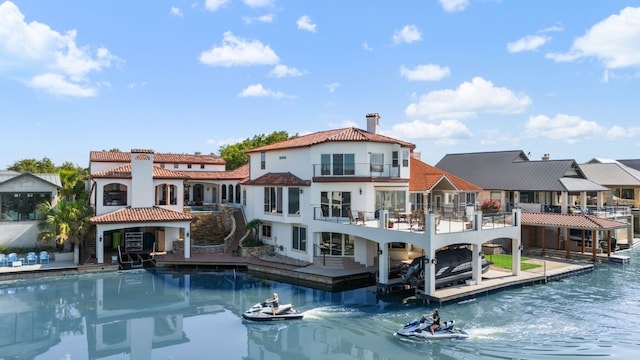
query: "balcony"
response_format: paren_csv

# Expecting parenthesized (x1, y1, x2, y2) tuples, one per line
(312, 163, 402, 180)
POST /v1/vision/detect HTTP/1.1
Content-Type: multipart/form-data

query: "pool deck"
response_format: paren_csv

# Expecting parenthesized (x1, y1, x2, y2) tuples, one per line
(0, 249, 625, 301)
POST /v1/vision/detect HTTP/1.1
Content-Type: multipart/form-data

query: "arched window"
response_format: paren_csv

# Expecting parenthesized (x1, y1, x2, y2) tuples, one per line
(156, 184, 178, 205)
(103, 183, 128, 206)
(235, 185, 241, 204)
(228, 185, 234, 203)
(221, 185, 227, 202)
(193, 184, 204, 205)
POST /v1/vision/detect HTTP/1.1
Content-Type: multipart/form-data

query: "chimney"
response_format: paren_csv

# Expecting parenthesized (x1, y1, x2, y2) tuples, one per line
(541, 153, 550, 161)
(366, 113, 380, 134)
(130, 149, 155, 207)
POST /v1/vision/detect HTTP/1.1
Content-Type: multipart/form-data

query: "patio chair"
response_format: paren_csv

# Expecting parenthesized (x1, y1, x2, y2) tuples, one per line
(347, 208, 358, 224)
(7, 253, 18, 267)
(26, 252, 38, 265)
(357, 211, 366, 226)
(39, 251, 50, 264)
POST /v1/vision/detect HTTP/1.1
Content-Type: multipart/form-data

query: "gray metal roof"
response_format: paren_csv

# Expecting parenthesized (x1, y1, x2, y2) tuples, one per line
(0, 172, 62, 188)
(579, 163, 640, 186)
(435, 150, 591, 191)
(559, 177, 609, 192)
(617, 159, 640, 172)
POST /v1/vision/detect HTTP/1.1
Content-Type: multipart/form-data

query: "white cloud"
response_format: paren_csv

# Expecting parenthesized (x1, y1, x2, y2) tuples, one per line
(0, 1, 121, 97)
(170, 7, 183, 17)
(239, 83, 292, 99)
(405, 77, 532, 120)
(243, 13, 274, 24)
(438, 0, 469, 13)
(326, 82, 340, 92)
(389, 119, 471, 142)
(268, 64, 304, 78)
(297, 15, 317, 33)
(507, 35, 548, 53)
(522, 113, 638, 143)
(362, 42, 373, 51)
(204, 0, 230, 12)
(392, 25, 422, 44)
(199, 31, 279, 67)
(244, 0, 274, 8)
(400, 64, 450, 81)
(545, 7, 640, 69)
(539, 25, 563, 33)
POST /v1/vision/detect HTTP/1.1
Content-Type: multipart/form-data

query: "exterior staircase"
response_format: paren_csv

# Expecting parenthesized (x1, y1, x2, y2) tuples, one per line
(226, 209, 247, 255)
(313, 256, 365, 270)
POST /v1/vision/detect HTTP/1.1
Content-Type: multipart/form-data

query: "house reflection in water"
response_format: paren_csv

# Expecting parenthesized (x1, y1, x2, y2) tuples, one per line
(0, 271, 192, 360)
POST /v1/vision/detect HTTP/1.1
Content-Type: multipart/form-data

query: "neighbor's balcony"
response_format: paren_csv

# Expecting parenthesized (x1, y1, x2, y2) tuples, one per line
(312, 163, 402, 180)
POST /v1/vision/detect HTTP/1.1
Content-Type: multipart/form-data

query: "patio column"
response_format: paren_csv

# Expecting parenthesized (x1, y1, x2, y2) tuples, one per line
(423, 214, 437, 296)
(378, 243, 389, 284)
(512, 237, 521, 276)
(96, 228, 104, 264)
(184, 227, 191, 259)
(471, 243, 482, 285)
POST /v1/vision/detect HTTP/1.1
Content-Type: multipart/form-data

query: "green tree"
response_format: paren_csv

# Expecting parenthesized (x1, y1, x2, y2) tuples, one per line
(219, 131, 295, 170)
(37, 200, 92, 255)
(7, 157, 57, 173)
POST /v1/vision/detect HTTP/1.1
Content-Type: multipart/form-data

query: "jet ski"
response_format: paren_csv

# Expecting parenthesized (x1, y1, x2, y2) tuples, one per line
(394, 314, 469, 340)
(242, 301, 304, 322)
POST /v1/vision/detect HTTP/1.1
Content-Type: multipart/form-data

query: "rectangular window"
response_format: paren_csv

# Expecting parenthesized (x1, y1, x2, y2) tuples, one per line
(370, 153, 384, 173)
(261, 224, 272, 239)
(260, 152, 266, 170)
(292, 226, 307, 251)
(264, 187, 283, 214)
(321, 154, 331, 175)
(200, 164, 205, 169)
(288, 188, 300, 215)
(321, 153, 355, 176)
(160, 164, 165, 168)
(173, 164, 178, 169)
(392, 151, 399, 167)
(375, 190, 406, 212)
(402, 150, 409, 167)
(321, 191, 351, 218)
(187, 164, 192, 169)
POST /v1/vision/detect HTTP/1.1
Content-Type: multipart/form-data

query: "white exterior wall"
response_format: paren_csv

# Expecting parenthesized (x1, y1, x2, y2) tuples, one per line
(94, 179, 132, 215)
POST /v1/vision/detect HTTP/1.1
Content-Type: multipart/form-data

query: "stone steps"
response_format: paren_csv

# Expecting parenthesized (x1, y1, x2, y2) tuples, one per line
(313, 256, 363, 270)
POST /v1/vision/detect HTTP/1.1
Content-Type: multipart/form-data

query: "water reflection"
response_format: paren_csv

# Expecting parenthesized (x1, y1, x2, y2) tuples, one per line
(0, 247, 639, 359)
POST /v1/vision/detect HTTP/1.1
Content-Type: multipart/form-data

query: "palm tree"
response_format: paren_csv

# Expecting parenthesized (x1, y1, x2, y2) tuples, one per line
(38, 199, 92, 263)
(245, 219, 263, 244)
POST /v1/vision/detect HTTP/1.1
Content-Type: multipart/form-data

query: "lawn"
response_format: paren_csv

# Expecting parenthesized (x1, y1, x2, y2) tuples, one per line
(487, 254, 541, 271)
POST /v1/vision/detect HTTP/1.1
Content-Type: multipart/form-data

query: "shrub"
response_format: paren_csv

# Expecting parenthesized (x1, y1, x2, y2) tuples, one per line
(480, 198, 501, 213)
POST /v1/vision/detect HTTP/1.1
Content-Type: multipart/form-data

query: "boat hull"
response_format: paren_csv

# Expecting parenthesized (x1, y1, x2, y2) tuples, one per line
(394, 318, 469, 340)
(242, 302, 304, 322)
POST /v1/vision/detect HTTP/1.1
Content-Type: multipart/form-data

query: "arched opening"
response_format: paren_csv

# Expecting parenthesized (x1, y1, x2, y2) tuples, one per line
(235, 184, 242, 204)
(193, 184, 204, 205)
(103, 183, 128, 206)
(155, 184, 177, 205)
(221, 185, 227, 203)
(228, 184, 234, 203)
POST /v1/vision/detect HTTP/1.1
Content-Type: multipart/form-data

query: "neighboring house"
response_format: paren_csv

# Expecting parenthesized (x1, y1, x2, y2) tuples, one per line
(0, 170, 61, 248)
(88, 150, 193, 264)
(409, 157, 481, 217)
(579, 161, 640, 237)
(435, 150, 610, 214)
(436, 150, 633, 250)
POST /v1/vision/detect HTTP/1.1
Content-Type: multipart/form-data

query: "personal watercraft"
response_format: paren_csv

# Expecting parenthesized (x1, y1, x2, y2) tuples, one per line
(242, 301, 304, 322)
(394, 314, 469, 340)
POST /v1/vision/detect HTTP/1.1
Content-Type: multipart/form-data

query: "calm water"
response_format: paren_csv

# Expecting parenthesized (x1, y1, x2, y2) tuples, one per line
(2, 247, 639, 360)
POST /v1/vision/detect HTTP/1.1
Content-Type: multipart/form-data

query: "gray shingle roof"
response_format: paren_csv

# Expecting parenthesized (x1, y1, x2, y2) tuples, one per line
(617, 159, 640, 172)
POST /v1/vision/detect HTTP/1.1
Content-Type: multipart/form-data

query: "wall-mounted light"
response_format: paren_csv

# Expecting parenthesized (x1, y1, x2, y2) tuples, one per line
(300, 188, 304, 194)
(479, 251, 484, 257)
(359, 188, 362, 195)
(518, 244, 524, 251)
(206, 187, 210, 191)
(186, 232, 190, 237)
(99, 236, 102, 243)
(431, 258, 437, 265)
(378, 249, 383, 255)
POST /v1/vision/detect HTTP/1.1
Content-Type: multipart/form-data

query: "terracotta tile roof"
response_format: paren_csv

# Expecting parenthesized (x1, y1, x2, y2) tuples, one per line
(89, 164, 190, 179)
(90, 206, 193, 224)
(90, 150, 225, 165)
(409, 157, 481, 191)
(245, 127, 415, 153)
(244, 172, 311, 186)
(185, 164, 249, 181)
(521, 212, 628, 230)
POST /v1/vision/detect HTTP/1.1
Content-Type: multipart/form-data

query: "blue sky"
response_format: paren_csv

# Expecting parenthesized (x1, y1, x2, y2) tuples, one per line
(1, 0, 639, 170)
